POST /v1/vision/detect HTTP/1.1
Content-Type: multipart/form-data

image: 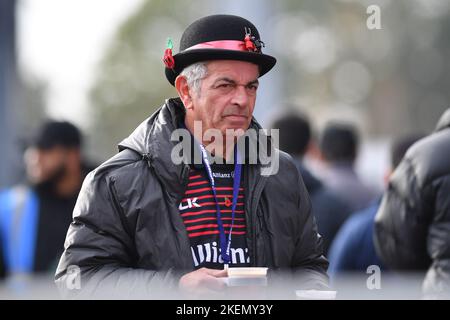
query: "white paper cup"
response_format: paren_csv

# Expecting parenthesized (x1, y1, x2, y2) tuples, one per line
(295, 290, 337, 300)
(227, 267, 268, 277)
(225, 267, 268, 287)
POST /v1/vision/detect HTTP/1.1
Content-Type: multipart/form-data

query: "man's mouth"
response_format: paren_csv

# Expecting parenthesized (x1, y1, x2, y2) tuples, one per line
(223, 114, 248, 119)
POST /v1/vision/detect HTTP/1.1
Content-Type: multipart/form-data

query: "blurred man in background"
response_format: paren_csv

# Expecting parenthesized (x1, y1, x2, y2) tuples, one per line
(375, 108, 450, 299)
(272, 111, 350, 254)
(328, 133, 423, 278)
(318, 122, 377, 212)
(0, 120, 92, 275)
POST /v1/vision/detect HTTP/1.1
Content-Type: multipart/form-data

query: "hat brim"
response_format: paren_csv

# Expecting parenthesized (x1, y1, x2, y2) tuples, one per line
(165, 49, 276, 86)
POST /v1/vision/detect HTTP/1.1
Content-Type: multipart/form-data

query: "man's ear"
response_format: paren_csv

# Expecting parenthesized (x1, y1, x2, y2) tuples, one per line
(175, 76, 193, 110)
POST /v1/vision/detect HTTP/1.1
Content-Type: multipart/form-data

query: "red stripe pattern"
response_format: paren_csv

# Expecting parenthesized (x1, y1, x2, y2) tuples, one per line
(179, 164, 250, 268)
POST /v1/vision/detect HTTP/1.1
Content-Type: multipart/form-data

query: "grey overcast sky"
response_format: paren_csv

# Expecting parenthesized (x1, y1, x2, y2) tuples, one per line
(17, 0, 145, 127)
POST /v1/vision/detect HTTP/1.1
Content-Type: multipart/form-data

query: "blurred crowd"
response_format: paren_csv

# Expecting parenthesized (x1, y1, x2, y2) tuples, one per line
(0, 107, 449, 299)
(272, 107, 450, 299)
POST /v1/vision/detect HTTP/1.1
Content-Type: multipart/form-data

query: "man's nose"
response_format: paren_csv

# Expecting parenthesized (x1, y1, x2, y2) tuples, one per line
(231, 85, 250, 107)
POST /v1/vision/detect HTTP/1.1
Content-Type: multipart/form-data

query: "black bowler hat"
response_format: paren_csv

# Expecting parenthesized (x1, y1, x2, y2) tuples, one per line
(164, 14, 277, 86)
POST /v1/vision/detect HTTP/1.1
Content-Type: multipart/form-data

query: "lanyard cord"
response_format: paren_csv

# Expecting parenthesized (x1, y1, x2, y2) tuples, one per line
(199, 144, 242, 265)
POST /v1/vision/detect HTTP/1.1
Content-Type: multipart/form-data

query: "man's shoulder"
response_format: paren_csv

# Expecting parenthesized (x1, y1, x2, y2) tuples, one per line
(87, 148, 150, 185)
(265, 149, 302, 185)
(398, 129, 450, 187)
(272, 149, 297, 169)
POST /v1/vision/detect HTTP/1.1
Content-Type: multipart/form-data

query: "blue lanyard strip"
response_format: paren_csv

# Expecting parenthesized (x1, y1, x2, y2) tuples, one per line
(199, 145, 242, 264)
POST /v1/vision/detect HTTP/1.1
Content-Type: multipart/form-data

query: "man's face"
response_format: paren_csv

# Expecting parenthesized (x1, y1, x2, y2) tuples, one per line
(24, 146, 68, 184)
(189, 60, 260, 136)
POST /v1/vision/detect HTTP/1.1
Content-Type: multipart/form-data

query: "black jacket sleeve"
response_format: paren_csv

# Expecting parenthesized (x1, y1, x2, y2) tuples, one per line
(54, 170, 182, 299)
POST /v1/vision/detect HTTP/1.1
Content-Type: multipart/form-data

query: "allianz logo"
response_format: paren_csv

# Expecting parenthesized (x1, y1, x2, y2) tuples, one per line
(212, 171, 234, 178)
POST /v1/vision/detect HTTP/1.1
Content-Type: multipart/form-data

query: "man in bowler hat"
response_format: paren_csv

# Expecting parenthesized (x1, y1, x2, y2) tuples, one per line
(55, 14, 328, 298)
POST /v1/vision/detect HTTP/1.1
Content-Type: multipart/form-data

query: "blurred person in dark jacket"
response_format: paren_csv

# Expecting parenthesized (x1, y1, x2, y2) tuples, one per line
(375, 108, 450, 299)
(272, 112, 350, 254)
(0, 120, 92, 275)
(328, 134, 423, 278)
(55, 14, 328, 299)
(318, 122, 377, 212)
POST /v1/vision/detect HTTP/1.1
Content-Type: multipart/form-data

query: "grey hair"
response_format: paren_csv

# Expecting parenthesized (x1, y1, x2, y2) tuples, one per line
(179, 62, 208, 95)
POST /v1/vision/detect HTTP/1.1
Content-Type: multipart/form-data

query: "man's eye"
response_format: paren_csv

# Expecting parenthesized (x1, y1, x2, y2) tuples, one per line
(218, 83, 232, 88)
(247, 85, 258, 91)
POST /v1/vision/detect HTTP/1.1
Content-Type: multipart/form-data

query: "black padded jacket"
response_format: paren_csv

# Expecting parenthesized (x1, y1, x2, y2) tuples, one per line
(375, 109, 450, 298)
(55, 98, 329, 298)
